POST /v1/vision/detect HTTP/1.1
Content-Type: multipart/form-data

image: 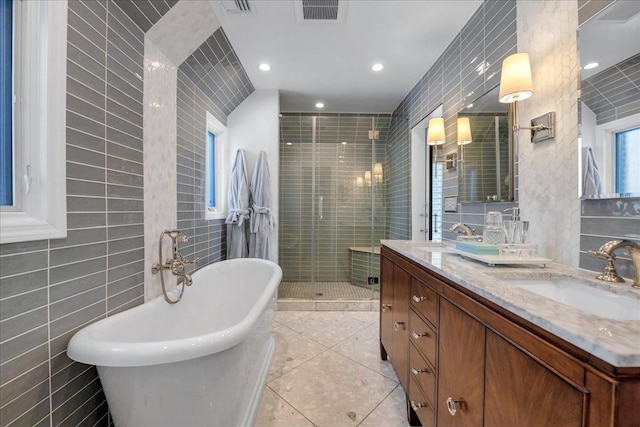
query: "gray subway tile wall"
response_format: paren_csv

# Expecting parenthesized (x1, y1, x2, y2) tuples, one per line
(176, 69, 229, 267)
(2, 0, 254, 422)
(581, 54, 640, 125)
(178, 29, 254, 118)
(387, 0, 517, 241)
(579, 198, 640, 279)
(0, 1, 157, 425)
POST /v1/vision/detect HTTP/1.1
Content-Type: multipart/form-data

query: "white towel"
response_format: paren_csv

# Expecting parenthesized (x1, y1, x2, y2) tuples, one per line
(582, 147, 603, 197)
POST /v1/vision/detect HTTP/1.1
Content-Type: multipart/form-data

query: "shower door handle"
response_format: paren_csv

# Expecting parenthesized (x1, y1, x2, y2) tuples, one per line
(318, 196, 323, 220)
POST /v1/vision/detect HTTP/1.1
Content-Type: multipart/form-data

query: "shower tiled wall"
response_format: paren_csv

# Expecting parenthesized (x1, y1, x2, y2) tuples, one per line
(386, 0, 518, 241)
(0, 1, 147, 425)
(279, 114, 389, 283)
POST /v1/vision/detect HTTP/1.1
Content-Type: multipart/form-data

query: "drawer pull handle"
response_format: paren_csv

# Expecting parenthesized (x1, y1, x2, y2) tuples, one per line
(394, 321, 405, 331)
(411, 330, 430, 339)
(412, 295, 428, 303)
(382, 304, 392, 312)
(446, 397, 466, 416)
(410, 400, 428, 411)
(411, 367, 429, 375)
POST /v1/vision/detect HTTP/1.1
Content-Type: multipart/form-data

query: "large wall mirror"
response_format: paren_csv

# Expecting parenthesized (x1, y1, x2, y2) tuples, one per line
(457, 85, 514, 203)
(578, 0, 640, 199)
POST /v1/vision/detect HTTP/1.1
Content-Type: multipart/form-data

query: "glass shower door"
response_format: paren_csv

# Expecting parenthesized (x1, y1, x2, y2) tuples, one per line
(279, 113, 388, 300)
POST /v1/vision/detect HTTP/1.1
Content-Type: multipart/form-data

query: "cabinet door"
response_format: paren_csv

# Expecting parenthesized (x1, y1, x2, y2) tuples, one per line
(380, 256, 394, 360)
(484, 331, 583, 427)
(437, 299, 485, 427)
(392, 266, 411, 389)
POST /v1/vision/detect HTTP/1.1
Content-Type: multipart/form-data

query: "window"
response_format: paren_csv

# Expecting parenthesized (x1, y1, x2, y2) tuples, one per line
(205, 112, 226, 220)
(1, 0, 12, 206)
(207, 131, 216, 208)
(615, 126, 640, 194)
(0, 0, 67, 244)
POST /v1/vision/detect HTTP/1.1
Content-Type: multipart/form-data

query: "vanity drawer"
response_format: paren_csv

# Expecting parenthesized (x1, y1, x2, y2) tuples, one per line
(410, 309, 437, 366)
(409, 343, 436, 406)
(410, 279, 438, 327)
(409, 375, 435, 427)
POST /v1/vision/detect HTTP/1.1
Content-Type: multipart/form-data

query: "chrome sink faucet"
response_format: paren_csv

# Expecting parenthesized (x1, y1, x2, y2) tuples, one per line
(588, 239, 640, 289)
(449, 223, 475, 236)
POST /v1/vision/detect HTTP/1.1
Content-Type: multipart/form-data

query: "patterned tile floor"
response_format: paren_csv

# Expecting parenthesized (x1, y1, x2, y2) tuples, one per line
(278, 282, 380, 300)
(255, 311, 410, 427)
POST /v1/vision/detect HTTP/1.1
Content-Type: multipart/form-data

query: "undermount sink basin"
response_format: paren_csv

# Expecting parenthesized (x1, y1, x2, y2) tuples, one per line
(507, 276, 640, 321)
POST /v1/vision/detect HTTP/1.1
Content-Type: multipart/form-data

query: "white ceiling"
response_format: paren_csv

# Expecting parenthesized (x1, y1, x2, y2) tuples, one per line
(210, 0, 483, 113)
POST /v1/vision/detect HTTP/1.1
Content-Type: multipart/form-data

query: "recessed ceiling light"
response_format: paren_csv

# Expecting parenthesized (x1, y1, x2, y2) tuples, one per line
(315, 102, 324, 108)
(466, 103, 474, 109)
(341, 141, 347, 145)
(286, 142, 292, 146)
(583, 62, 599, 70)
(259, 63, 271, 71)
(372, 63, 384, 72)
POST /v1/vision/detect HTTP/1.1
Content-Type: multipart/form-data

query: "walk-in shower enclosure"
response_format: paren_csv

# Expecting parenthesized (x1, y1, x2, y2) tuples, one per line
(279, 114, 390, 300)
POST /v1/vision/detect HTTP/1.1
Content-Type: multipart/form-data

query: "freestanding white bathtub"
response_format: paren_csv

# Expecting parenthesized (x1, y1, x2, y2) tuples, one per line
(67, 258, 282, 427)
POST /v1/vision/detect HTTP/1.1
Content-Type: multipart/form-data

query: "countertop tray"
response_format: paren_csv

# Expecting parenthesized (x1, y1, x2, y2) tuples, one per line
(452, 248, 552, 267)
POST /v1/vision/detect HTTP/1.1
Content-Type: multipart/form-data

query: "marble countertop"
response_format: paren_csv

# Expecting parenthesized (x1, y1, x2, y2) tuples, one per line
(381, 240, 640, 367)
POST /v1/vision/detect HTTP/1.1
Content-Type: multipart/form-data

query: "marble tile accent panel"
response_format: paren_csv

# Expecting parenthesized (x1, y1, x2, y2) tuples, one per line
(146, 0, 220, 65)
(143, 41, 178, 301)
(517, 0, 581, 266)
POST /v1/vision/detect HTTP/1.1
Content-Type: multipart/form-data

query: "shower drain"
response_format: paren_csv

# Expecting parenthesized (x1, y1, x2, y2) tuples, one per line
(315, 292, 324, 296)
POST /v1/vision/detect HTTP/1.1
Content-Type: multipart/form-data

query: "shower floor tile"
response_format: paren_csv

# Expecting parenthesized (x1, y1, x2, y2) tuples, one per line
(256, 310, 410, 427)
(278, 282, 379, 300)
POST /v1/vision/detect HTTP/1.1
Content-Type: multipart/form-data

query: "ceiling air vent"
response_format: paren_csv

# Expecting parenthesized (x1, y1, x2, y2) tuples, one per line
(303, 0, 339, 20)
(295, 0, 346, 22)
(220, 0, 252, 14)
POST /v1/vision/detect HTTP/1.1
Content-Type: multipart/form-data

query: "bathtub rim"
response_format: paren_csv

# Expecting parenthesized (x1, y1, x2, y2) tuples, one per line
(67, 258, 282, 367)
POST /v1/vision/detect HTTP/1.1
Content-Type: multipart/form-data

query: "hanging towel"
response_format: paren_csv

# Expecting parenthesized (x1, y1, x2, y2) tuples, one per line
(582, 147, 603, 197)
(249, 151, 276, 260)
(226, 149, 250, 259)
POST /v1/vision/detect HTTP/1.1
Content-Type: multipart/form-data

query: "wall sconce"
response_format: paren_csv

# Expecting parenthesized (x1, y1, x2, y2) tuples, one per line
(457, 117, 472, 145)
(426, 117, 445, 146)
(427, 117, 446, 174)
(364, 171, 372, 187)
(457, 117, 472, 163)
(373, 162, 383, 183)
(499, 52, 555, 143)
(356, 176, 364, 187)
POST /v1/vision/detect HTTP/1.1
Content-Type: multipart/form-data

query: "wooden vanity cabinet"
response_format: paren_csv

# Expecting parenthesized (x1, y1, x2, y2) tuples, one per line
(437, 300, 485, 427)
(380, 246, 640, 427)
(380, 255, 411, 389)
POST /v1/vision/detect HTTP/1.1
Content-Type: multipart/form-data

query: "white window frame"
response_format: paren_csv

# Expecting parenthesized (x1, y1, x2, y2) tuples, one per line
(594, 113, 640, 196)
(205, 111, 227, 220)
(0, 0, 67, 244)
